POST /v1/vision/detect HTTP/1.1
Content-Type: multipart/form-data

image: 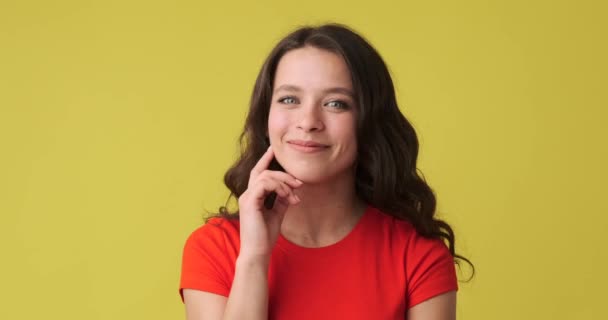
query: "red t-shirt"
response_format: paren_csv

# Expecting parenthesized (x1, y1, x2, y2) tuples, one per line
(179, 205, 458, 319)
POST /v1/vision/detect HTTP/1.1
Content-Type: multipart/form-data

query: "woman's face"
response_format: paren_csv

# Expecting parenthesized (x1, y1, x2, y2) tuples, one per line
(268, 46, 358, 184)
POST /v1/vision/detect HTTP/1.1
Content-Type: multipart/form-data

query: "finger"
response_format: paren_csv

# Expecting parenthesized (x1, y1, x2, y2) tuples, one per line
(250, 146, 275, 180)
(283, 181, 301, 204)
(265, 179, 289, 200)
(251, 179, 298, 210)
(271, 190, 298, 212)
(275, 182, 291, 199)
(259, 170, 303, 188)
(251, 178, 288, 203)
(276, 180, 299, 204)
(259, 174, 301, 205)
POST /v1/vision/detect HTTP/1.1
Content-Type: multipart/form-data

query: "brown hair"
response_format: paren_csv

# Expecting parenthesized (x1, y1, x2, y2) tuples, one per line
(213, 23, 474, 280)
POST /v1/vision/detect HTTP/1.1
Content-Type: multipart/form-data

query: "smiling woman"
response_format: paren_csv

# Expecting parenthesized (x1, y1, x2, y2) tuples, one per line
(179, 23, 473, 320)
(269, 46, 358, 184)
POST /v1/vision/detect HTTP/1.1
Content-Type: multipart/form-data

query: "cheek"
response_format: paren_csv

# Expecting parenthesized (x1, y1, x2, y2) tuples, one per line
(267, 107, 289, 141)
(331, 117, 357, 143)
(332, 119, 358, 159)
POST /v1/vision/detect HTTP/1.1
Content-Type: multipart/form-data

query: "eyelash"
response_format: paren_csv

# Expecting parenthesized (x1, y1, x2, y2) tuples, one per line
(277, 96, 350, 110)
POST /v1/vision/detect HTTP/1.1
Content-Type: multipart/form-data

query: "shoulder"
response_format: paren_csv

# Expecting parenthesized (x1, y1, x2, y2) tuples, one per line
(180, 216, 241, 299)
(183, 216, 241, 256)
(367, 208, 459, 309)
(188, 216, 240, 237)
(370, 206, 450, 255)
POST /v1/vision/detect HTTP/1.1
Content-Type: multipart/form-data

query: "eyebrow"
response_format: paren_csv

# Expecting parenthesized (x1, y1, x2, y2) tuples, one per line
(273, 84, 355, 98)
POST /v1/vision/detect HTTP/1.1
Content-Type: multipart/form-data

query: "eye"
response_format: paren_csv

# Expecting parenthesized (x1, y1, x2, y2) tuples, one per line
(277, 96, 298, 104)
(325, 100, 349, 110)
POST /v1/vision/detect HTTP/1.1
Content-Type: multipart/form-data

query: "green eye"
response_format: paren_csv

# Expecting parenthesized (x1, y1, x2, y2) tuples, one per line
(326, 100, 348, 109)
(278, 96, 297, 104)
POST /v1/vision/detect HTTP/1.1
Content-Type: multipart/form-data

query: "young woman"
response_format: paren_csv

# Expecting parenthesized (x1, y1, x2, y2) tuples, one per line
(179, 23, 473, 320)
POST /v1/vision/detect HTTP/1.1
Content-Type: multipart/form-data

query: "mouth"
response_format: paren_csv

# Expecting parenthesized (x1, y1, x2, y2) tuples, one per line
(287, 140, 329, 153)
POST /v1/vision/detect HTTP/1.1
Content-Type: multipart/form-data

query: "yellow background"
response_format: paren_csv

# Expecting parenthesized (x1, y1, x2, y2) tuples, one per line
(1, 0, 606, 319)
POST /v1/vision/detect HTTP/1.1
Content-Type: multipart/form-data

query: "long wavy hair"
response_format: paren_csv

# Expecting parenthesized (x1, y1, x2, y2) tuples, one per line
(212, 23, 474, 279)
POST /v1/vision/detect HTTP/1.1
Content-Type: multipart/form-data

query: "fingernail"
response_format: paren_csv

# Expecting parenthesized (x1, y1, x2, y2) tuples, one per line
(295, 179, 303, 184)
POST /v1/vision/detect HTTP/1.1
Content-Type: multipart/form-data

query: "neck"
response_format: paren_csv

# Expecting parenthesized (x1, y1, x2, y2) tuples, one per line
(280, 173, 367, 247)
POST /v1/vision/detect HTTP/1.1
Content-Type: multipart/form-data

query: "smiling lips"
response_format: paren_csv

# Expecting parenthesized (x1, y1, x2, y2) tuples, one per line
(287, 140, 329, 153)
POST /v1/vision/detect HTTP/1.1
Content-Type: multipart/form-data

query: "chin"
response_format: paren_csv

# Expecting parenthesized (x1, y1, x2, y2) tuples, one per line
(274, 150, 356, 184)
(279, 165, 321, 183)
(281, 163, 353, 185)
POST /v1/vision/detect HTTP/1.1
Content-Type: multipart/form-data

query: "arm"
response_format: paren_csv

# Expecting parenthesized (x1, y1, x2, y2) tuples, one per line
(406, 290, 457, 320)
(182, 146, 301, 320)
(222, 255, 270, 320)
(183, 255, 269, 320)
(183, 290, 226, 320)
(404, 226, 459, 320)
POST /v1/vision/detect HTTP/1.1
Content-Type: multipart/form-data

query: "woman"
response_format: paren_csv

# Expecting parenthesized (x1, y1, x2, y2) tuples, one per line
(179, 23, 473, 320)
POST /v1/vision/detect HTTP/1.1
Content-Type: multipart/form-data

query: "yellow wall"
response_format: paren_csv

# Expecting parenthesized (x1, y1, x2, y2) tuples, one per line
(1, 0, 606, 319)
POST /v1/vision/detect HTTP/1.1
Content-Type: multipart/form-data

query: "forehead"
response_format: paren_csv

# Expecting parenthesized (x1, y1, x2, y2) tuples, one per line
(273, 46, 353, 92)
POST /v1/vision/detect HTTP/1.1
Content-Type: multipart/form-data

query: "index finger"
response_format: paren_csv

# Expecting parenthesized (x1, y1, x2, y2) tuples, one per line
(251, 146, 275, 178)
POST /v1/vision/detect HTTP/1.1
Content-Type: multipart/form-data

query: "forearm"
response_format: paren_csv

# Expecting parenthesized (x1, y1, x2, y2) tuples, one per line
(222, 255, 269, 320)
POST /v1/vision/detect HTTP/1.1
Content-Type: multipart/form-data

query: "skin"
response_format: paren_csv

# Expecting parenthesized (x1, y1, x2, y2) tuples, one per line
(183, 46, 456, 320)
(267, 46, 366, 247)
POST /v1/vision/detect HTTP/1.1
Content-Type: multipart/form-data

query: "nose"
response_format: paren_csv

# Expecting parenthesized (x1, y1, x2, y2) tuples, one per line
(296, 103, 325, 132)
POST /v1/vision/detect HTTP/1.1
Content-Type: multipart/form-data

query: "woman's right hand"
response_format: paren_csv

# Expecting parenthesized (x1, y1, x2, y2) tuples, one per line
(237, 146, 303, 260)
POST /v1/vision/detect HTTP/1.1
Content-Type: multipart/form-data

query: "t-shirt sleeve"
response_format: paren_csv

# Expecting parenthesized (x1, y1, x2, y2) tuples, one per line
(405, 230, 458, 309)
(179, 218, 237, 302)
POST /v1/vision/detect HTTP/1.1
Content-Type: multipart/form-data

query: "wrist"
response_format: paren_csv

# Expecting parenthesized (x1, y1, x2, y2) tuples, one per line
(236, 253, 271, 267)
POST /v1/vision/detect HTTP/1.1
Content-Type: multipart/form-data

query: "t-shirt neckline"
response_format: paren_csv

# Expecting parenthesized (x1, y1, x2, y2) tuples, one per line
(276, 204, 373, 256)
